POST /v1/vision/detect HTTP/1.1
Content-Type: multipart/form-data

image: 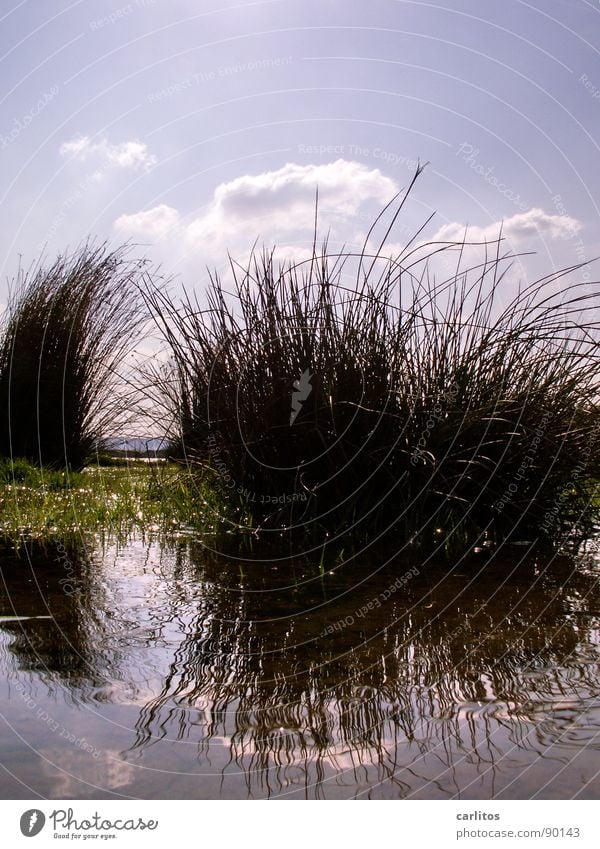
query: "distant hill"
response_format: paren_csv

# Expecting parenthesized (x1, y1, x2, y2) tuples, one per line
(101, 436, 169, 454)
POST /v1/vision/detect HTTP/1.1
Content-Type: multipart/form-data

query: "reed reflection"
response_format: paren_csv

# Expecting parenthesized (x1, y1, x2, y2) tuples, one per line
(0, 541, 103, 695)
(128, 544, 600, 798)
(0, 538, 181, 704)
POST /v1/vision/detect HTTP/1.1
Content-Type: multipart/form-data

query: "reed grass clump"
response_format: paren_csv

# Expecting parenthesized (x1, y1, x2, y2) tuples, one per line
(0, 243, 148, 470)
(146, 173, 600, 552)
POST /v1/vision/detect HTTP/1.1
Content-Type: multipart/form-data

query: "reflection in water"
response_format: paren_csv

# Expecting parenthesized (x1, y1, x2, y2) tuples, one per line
(1, 537, 600, 798)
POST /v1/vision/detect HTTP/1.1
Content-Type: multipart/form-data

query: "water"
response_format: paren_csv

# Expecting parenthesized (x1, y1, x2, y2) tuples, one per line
(1, 537, 599, 799)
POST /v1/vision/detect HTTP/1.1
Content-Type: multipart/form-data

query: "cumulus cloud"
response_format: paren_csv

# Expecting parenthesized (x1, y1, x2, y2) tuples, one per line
(432, 207, 581, 245)
(111, 161, 585, 299)
(59, 135, 157, 171)
(113, 160, 398, 265)
(114, 205, 180, 239)
(209, 159, 396, 220)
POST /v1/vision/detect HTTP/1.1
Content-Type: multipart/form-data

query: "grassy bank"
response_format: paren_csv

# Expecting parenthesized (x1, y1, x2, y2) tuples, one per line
(0, 459, 221, 546)
(0, 457, 597, 556)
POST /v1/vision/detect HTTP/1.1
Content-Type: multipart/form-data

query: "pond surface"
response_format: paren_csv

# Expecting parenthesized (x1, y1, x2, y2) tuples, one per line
(1, 537, 599, 799)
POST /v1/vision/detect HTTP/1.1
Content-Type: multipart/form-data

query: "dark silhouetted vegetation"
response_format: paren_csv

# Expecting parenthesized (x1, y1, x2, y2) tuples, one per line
(0, 243, 147, 470)
(0, 175, 598, 556)
(145, 171, 600, 554)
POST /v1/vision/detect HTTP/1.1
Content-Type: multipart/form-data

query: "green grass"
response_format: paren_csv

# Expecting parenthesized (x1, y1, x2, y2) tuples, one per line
(0, 459, 223, 546)
(0, 457, 596, 557)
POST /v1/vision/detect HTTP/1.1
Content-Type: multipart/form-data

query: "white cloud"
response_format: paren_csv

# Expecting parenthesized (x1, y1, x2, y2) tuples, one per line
(59, 135, 157, 171)
(431, 207, 581, 245)
(187, 159, 396, 247)
(59, 136, 90, 157)
(112, 160, 398, 266)
(212, 159, 396, 219)
(111, 162, 585, 302)
(376, 207, 585, 310)
(114, 205, 180, 239)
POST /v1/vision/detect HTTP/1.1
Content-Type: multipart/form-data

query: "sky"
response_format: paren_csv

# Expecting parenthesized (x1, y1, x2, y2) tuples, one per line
(1, 0, 599, 304)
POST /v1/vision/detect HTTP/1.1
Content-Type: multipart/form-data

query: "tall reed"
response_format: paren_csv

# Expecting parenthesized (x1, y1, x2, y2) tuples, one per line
(145, 173, 600, 551)
(0, 243, 148, 470)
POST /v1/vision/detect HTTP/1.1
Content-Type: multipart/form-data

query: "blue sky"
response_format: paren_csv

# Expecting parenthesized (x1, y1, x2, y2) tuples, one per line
(1, 0, 599, 302)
